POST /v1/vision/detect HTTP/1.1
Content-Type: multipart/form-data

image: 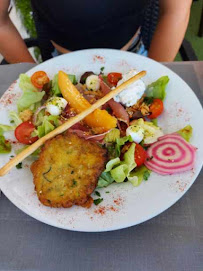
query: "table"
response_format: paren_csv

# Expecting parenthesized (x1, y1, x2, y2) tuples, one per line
(0, 62, 202, 271)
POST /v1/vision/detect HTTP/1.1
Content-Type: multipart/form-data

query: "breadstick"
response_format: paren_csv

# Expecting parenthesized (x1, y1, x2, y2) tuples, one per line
(0, 70, 146, 176)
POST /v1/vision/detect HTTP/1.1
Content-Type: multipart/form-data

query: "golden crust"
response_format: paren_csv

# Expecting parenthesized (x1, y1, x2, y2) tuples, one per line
(31, 132, 107, 208)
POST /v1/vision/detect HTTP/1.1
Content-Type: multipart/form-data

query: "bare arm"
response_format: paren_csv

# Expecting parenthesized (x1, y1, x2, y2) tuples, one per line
(148, 0, 192, 62)
(0, 0, 35, 63)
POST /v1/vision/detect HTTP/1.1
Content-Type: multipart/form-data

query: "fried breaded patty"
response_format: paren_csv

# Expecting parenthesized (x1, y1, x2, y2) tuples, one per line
(31, 132, 107, 208)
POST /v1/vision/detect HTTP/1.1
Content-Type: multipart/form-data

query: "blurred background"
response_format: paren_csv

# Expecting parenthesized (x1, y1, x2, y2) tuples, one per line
(1, 0, 202, 63)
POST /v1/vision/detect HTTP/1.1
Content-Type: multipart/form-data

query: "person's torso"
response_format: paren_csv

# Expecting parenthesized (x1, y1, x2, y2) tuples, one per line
(31, 0, 149, 50)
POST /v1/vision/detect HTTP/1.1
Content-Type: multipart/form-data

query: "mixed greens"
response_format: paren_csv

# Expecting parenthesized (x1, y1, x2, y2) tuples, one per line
(0, 67, 195, 195)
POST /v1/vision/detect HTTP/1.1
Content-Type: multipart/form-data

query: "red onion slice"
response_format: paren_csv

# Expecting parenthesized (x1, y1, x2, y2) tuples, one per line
(144, 134, 196, 175)
(69, 124, 110, 142)
(33, 106, 46, 125)
(85, 130, 110, 141)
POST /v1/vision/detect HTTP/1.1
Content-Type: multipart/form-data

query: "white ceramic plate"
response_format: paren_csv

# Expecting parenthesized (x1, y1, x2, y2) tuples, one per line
(0, 49, 202, 232)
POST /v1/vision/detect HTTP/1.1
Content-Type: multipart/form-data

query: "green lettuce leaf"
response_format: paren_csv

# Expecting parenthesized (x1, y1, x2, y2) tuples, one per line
(19, 74, 38, 92)
(0, 124, 15, 132)
(30, 101, 42, 112)
(97, 172, 114, 188)
(98, 143, 152, 187)
(106, 143, 117, 159)
(37, 115, 60, 138)
(127, 172, 139, 186)
(15, 145, 41, 158)
(9, 111, 22, 126)
(68, 74, 77, 85)
(105, 157, 120, 172)
(128, 166, 151, 186)
(176, 125, 193, 142)
(146, 76, 169, 100)
(52, 74, 61, 96)
(110, 164, 129, 183)
(151, 118, 158, 127)
(122, 143, 136, 170)
(38, 120, 54, 138)
(17, 89, 45, 112)
(0, 129, 11, 153)
(104, 128, 120, 143)
(46, 115, 60, 126)
(116, 135, 133, 156)
(34, 109, 45, 126)
(52, 73, 77, 96)
(109, 143, 136, 183)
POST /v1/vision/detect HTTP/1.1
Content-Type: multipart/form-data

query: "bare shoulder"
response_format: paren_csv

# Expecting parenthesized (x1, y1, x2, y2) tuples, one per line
(0, 0, 10, 22)
(159, 0, 192, 12)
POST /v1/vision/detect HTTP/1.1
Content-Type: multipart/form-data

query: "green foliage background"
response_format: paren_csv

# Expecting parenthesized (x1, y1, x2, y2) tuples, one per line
(14, 0, 36, 37)
(14, 0, 42, 60)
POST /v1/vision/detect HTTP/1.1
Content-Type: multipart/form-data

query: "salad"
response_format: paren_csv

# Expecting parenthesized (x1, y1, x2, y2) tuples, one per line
(0, 68, 196, 193)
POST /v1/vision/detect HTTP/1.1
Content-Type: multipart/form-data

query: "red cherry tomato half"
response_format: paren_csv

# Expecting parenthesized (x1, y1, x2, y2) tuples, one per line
(134, 143, 147, 167)
(148, 98, 164, 119)
(107, 72, 122, 86)
(31, 71, 49, 89)
(121, 142, 147, 167)
(15, 121, 38, 145)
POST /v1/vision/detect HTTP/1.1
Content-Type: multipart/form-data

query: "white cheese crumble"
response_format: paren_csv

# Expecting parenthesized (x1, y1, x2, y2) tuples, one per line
(114, 69, 146, 107)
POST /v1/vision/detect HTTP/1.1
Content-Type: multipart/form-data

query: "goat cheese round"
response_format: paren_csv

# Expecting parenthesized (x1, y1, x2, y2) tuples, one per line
(126, 125, 144, 143)
(114, 69, 145, 107)
(86, 75, 100, 91)
(46, 97, 67, 116)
